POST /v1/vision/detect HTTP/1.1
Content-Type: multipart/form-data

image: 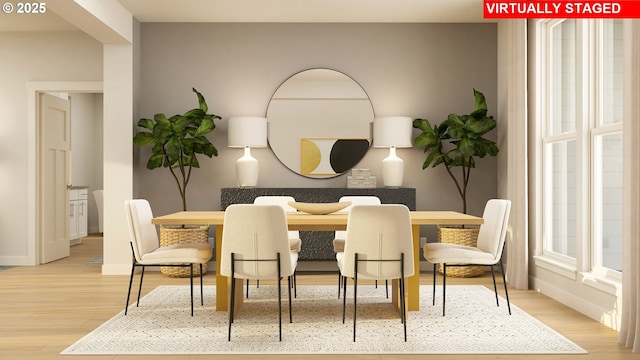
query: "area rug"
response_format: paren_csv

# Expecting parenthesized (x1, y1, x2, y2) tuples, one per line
(62, 284, 586, 355)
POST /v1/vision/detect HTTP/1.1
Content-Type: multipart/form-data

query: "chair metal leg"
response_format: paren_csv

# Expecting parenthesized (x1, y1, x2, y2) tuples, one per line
(199, 263, 204, 306)
(337, 271, 342, 298)
(442, 263, 447, 316)
(228, 253, 236, 341)
(246, 279, 249, 299)
(432, 263, 437, 306)
(353, 255, 358, 342)
(288, 275, 293, 323)
(385, 280, 389, 298)
(189, 264, 194, 316)
(490, 265, 499, 307)
(342, 275, 347, 323)
(499, 260, 512, 315)
(277, 253, 282, 342)
(136, 266, 145, 307)
(400, 253, 407, 342)
(125, 263, 136, 315)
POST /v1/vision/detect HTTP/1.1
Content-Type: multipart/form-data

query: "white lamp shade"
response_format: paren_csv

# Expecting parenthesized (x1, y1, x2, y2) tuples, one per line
(373, 116, 413, 148)
(228, 116, 268, 148)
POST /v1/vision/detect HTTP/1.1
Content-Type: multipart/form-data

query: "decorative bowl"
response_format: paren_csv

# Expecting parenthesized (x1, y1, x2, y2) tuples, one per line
(287, 201, 351, 215)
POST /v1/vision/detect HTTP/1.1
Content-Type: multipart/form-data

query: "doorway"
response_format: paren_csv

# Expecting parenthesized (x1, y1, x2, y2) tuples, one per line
(28, 82, 103, 265)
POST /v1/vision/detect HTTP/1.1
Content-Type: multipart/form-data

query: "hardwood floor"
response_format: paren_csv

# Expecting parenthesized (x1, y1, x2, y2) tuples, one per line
(0, 236, 633, 359)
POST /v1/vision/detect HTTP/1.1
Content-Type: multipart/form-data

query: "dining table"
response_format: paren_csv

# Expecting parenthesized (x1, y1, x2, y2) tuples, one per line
(151, 210, 483, 313)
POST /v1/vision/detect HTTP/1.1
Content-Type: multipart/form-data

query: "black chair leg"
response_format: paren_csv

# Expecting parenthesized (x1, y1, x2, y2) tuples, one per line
(199, 263, 204, 306)
(442, 263, 447, 316)
(342, 275, 347, 323)
(277, 254, 282, 342)
(500, 261, 512, 315)
(432, 263, 437, 306)
(189, 265, 194, 316)
(490, 265, 499, 307)
(353, 271, 358, 342)
(246, 279, 249, 299)
(288, 276, 293, 323)
(136, 266, 145, 307)
(125, 263, 136, 315)
(337, 271, 342, 298)
(385, 280, 389, 298)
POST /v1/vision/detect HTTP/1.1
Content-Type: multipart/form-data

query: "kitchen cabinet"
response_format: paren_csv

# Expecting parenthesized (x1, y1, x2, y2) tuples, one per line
(69, 187, 88, 246)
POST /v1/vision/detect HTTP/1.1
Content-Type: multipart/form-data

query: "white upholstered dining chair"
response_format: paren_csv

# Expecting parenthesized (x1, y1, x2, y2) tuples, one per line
(250, 196, 300, 297)
(337, 204, 414, 342)
(332, 196, 382, 298)
(124, 199, 213, 316)
(220, 204, 298, 341)
(423, 199, 512, 316)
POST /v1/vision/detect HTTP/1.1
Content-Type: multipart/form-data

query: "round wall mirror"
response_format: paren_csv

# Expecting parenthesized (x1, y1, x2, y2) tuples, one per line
(267, 69, 375, 178)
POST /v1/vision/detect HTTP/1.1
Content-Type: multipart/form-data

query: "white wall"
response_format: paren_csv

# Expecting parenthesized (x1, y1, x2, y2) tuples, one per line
(0, 31, 102, 264)
(134, 23, 499, 244)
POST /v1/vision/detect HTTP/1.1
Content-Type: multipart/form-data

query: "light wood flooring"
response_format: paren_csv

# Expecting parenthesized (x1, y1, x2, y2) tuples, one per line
(0, 236, 634, 360)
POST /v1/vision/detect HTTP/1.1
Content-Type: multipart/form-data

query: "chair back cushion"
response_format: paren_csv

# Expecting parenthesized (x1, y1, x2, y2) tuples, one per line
(476, 199, 512, 259)
(220, 204, 295, 279)
(341, 204, 414, 279)
(253, 196, 299, 239)
(334, 196, 381, 240)
(124, 199, 160, 261)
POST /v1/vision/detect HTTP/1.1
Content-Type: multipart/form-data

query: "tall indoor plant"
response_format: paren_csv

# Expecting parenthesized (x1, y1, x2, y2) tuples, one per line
(133, 88, 221, 211)
(413, 89, 498, 214)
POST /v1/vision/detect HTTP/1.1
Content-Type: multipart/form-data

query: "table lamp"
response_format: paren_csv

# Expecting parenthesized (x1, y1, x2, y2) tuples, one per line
(373, 116, 413, 188)
(228, 116, 268, 187)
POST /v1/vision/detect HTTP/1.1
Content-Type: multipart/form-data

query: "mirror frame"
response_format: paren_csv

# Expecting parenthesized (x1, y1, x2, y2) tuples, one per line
(266, 68, 375, 178)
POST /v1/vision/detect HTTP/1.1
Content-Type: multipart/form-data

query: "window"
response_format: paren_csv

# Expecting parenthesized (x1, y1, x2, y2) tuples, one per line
(540, 19, 623, 276)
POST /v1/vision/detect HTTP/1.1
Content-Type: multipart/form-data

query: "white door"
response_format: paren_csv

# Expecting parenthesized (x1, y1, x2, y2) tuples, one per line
(40, 93, 71, 263)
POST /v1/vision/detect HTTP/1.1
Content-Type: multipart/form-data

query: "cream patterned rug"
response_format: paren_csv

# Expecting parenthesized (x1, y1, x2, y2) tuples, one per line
(62, 284, 586, 355)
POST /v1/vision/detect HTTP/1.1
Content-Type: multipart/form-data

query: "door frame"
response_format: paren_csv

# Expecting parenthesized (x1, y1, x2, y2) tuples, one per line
(27, 81, 103, 265)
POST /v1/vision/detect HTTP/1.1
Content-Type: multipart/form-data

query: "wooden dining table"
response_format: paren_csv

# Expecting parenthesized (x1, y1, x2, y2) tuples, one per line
(152, 210, 483, 312)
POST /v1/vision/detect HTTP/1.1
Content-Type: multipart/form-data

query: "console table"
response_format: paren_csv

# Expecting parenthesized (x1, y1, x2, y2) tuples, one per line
(220, 188, 416, 261)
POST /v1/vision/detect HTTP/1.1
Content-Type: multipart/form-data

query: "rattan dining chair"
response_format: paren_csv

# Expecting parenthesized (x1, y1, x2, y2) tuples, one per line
(220, 204, 298, 341)
(124, 199, 213, 316)
(336, 204, 414, 341)
(423, 199, 512, 316)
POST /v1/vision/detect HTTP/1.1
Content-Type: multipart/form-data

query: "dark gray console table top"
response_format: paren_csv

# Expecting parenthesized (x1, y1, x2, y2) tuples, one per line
(221, 188, 416, 261)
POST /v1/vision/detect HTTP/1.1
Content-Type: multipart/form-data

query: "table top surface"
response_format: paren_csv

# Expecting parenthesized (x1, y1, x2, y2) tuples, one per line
(152, 210, 483, 228)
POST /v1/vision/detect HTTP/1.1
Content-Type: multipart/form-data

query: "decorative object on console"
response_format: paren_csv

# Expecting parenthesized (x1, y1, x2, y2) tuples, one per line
(228, 116, 267, 187)
(133, 88, 220, 211)
(346, 169, 376, 189)
(287, 201, 352, 215)
(373, 116, 413, 188)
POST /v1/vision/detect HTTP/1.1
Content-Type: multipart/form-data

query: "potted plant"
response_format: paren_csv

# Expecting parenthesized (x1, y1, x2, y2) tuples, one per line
(133, 87, 221, 277)
(412, 88, 498, 214)
(134, 88, 221, 211)
(413, 88, 498, 277)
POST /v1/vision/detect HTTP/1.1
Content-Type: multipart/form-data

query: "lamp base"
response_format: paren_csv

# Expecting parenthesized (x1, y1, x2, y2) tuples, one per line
(236, 147, 259, 188)
(382, 147, 404, 188)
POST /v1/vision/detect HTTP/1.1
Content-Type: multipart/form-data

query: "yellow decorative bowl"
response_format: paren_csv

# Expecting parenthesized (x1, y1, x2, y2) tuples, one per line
(287, 201, 351, 215)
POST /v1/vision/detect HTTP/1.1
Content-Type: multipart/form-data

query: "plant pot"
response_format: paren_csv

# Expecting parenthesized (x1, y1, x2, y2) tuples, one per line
(437, 225, 485, 278)
(159, 225, 209, 277)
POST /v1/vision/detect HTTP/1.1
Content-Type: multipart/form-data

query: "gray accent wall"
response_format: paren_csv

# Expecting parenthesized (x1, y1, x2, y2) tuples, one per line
(134, 22, 498, 243)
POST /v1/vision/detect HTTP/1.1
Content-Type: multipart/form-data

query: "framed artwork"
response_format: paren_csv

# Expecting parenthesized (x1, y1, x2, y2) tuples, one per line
(300, 138, 369, 176)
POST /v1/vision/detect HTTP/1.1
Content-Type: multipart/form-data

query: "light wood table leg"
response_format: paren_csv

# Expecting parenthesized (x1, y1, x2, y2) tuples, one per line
(215, 224, 244, 313)
(391, 225, 421, 312)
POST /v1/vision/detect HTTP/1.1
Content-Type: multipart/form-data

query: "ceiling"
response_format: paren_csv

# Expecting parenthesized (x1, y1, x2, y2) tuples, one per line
(0, 0, 489, 32)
